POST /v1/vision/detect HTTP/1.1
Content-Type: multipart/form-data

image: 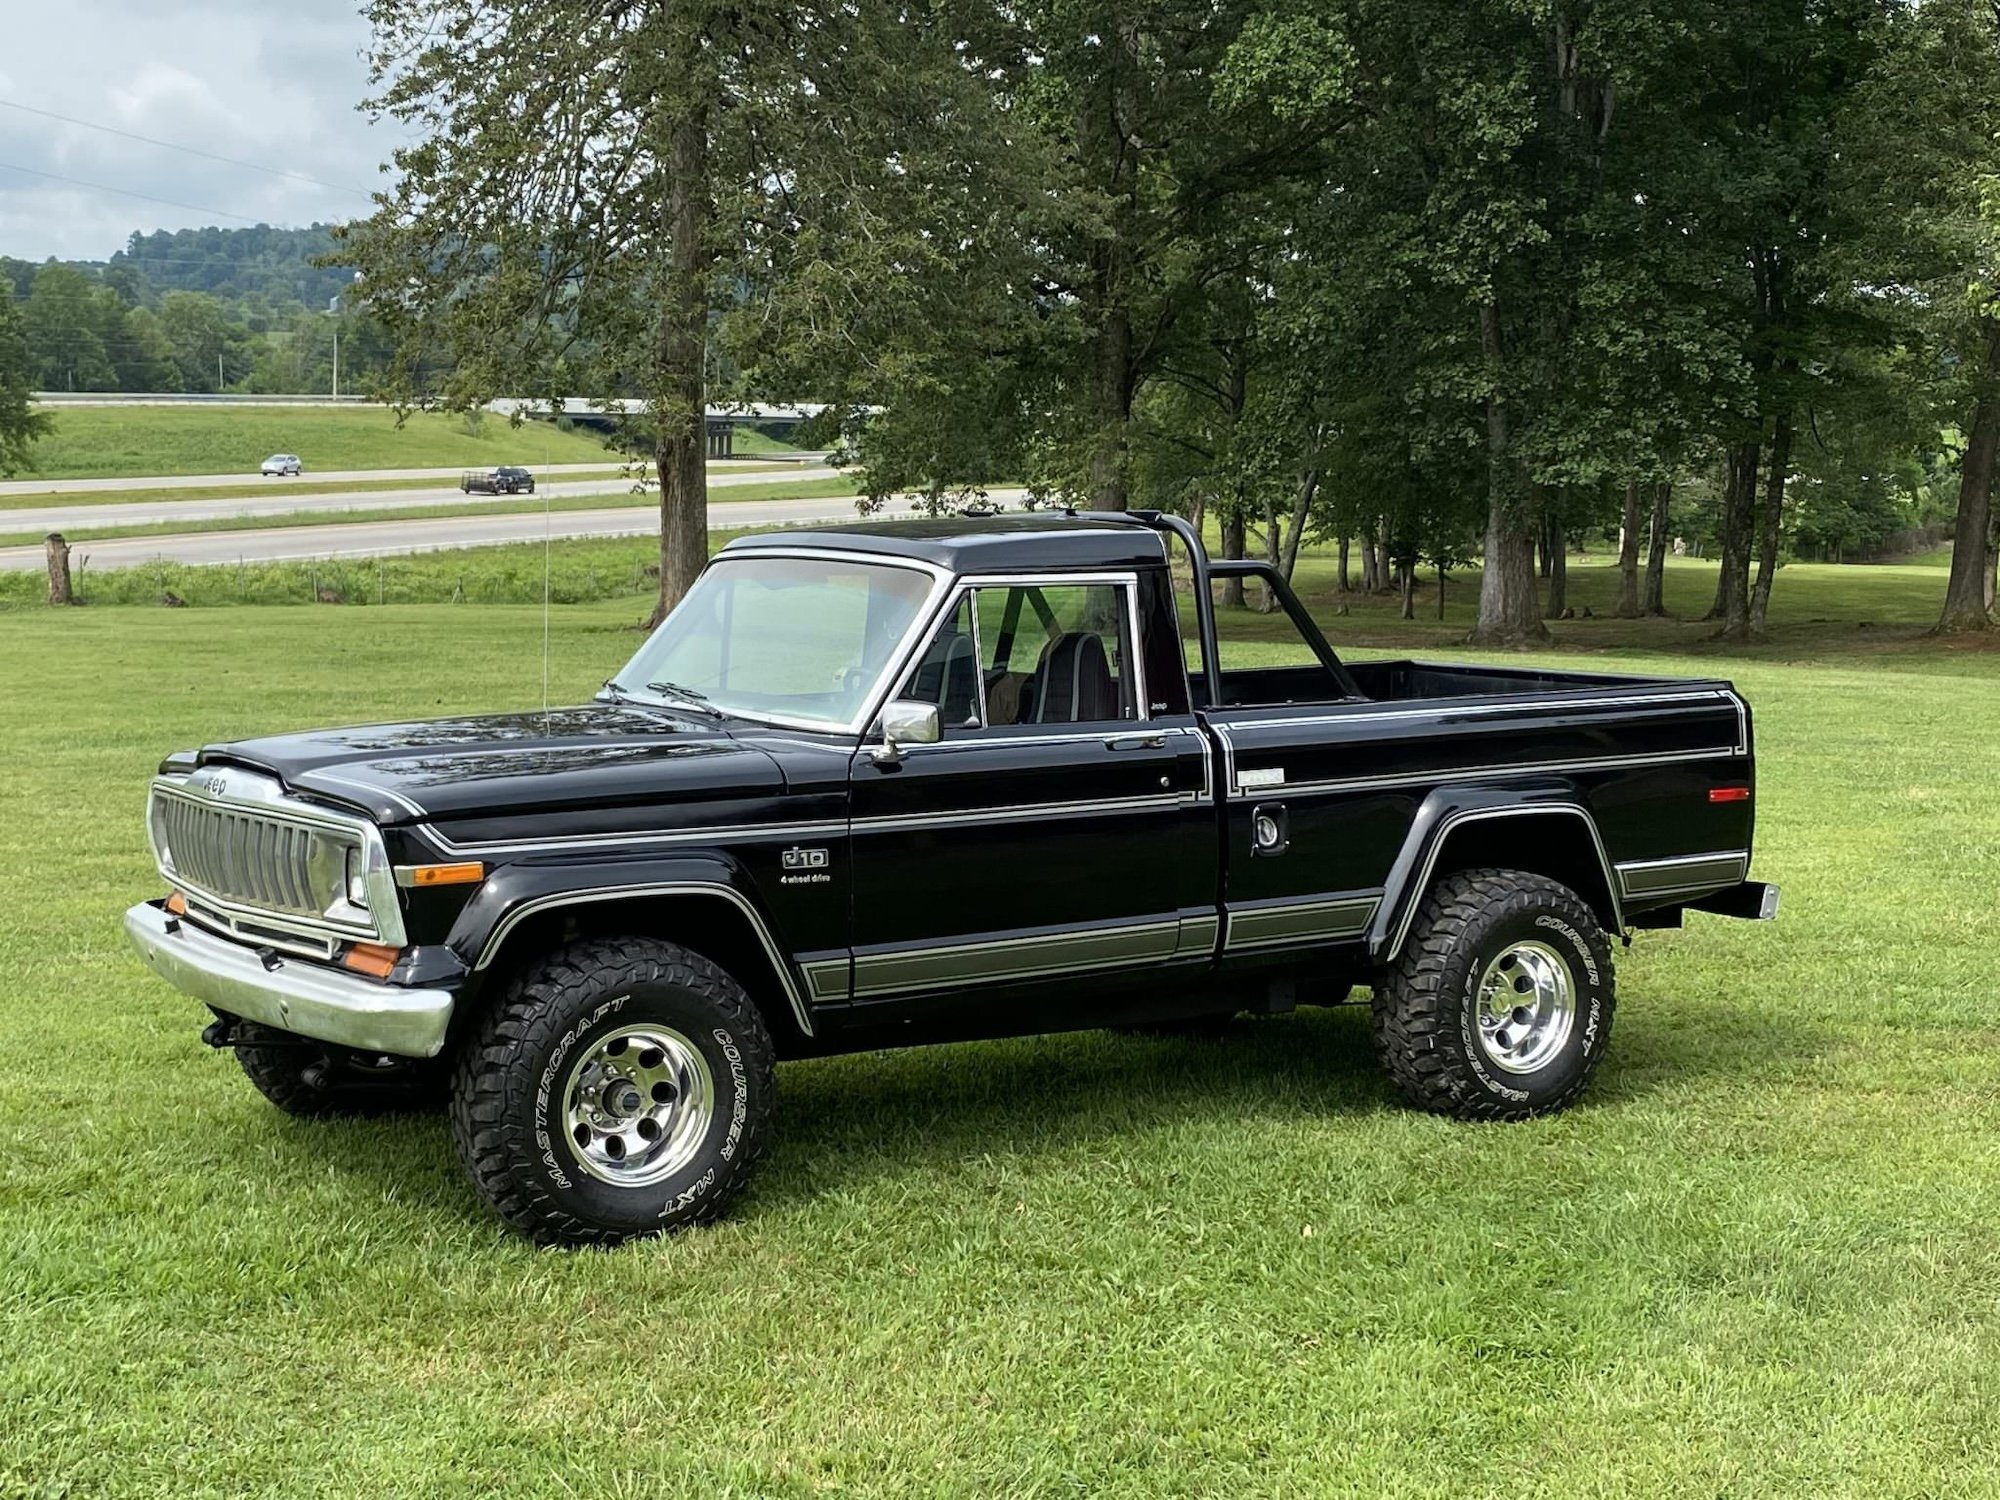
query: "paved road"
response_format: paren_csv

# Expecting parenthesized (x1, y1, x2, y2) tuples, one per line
(0, 491, 1030, 573)
(0, 455, 827, 499)
(8, 466, 843, 535)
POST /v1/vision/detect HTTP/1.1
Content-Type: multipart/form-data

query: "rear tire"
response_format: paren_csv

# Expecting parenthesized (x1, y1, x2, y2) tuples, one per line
(1373, 868, 1615, 1121)
(449, 937, 776, 1247)
(236, 1033, 449, 1118)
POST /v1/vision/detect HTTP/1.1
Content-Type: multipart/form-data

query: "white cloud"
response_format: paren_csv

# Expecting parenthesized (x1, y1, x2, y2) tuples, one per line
(0, 0, 398, 261)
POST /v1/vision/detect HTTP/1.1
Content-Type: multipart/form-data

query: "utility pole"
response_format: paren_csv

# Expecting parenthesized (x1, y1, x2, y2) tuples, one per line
(327, 290, 344, 399)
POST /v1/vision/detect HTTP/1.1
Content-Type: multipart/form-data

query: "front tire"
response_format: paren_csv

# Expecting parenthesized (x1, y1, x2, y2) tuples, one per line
(1373, 868, 1615, 1121)
(449, 937, 775, 1246)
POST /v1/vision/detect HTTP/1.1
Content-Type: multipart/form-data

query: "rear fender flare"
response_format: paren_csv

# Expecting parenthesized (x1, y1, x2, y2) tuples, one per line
(1368, 784, 1623, 964)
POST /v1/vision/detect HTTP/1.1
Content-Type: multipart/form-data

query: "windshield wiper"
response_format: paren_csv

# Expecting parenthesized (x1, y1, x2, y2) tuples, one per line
(644, 680, 724, 716)
(599, 677, 631, 703)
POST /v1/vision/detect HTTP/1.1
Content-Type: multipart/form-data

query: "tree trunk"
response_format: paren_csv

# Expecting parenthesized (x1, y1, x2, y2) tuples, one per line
(1544, 501, 1568, 619)
(1644, 481, 1670, 615)
(1436, 567, 1447, 620)
(1084, 10, 1141, 512)
(1090, 307, 1135, 511)
(1335, 534, 1350, 594)
(1256, 497, 1281, 612)
(647, 84, 714, 628)
(1747, 412, 1792, 637)
(1706, 440, 1758, 636)
(1373, 525, 1391, 594)
(45, 532, 72, 605)
(1279, 470, 1316, 582)
(1220, 509, 1246, 608)
(1938, 317, 2000, 633)
(1614, 481, 1642, 618)
(1469, 301, 1545, 645)
(1399, 562, 1415, 620)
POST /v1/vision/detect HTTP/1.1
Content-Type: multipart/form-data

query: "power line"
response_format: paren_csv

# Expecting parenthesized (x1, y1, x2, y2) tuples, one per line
(0, 99, 376, 199)
(0, 160, 263, 224)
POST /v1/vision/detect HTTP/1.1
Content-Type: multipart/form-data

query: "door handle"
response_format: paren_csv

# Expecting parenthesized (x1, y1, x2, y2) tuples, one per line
(1103, 733, 1168, 752)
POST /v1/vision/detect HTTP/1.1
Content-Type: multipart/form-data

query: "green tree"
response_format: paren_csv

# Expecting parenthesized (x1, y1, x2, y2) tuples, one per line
(1841, 0, 2000, 629)
(0, 281, 52, 476)
(341, 0, 1002, 620)
(24, 263, 117, 391)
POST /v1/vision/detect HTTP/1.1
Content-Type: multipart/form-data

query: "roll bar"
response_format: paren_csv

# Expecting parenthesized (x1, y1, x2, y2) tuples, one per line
(1079, 509, 1361, 706)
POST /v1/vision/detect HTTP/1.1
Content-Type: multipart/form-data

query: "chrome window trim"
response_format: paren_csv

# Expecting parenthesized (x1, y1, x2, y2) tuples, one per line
(150, 772, 405, 947)
(1384, 803, 1622, 960)
(887, 571, 1149, 736)
(606, 546, 955, 738)
(470, 881, 813, 1037)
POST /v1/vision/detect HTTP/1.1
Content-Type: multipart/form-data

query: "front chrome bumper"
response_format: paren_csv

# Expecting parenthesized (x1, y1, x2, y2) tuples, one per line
(123, 901, 454, 1058)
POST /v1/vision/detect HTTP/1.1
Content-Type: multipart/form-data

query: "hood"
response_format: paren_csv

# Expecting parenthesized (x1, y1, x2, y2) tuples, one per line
(199, 704, 788, 827)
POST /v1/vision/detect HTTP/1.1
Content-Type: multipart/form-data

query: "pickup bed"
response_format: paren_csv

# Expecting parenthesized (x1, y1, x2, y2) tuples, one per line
(125, 510, 1777, 1245)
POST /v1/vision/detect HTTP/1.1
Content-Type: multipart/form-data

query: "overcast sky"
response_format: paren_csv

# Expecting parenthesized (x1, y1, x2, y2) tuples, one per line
(0, 0, 401, 262)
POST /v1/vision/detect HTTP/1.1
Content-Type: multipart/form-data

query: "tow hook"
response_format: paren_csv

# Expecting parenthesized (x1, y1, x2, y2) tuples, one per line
(200, 1016, 238, 1049)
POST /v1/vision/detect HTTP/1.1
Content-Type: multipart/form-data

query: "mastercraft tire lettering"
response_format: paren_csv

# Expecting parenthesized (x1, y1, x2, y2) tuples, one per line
(449, 937, 775, 1247)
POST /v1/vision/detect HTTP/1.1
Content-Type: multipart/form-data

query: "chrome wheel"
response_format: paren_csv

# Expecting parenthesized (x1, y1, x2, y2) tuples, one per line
(1473, 940, 1575, 1074)
(562, 1024, 714, 1187)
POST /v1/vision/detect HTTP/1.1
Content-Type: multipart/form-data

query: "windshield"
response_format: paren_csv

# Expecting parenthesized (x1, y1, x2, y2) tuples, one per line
(610, 553, 938, 730)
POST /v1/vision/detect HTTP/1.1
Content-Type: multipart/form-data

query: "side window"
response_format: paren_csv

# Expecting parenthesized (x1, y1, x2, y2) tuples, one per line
(894, 594, 983, 728)
(974, 583, 1137, 726)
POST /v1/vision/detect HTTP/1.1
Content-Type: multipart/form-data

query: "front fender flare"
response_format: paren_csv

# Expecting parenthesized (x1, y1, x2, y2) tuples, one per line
(445, 852, 813, 1037)
(1366, 782, 1623, 965)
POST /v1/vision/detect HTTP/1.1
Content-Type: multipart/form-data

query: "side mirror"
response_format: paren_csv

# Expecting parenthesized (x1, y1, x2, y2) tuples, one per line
(870, 699, 940, 766)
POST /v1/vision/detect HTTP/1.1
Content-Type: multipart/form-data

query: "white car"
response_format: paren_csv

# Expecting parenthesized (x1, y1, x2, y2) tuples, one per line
(259, 454, 303, 477)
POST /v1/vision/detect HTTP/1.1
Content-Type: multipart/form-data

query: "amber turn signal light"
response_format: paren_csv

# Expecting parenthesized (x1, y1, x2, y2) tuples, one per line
(164, 891, 187, 915)
(402, 862, 486, 888)
(340, 943, 401, 979)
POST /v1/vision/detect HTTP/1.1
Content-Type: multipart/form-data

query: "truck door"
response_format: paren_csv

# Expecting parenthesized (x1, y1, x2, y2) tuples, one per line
(842, 572, 1213, 1009)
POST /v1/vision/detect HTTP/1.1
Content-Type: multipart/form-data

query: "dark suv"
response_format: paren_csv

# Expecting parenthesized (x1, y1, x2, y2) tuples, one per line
(459, 466, 535, 494)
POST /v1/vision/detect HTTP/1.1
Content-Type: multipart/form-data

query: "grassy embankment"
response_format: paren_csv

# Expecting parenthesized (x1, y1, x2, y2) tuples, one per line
(16, 404, 630, 480)
(4, 563, 2000, 1493)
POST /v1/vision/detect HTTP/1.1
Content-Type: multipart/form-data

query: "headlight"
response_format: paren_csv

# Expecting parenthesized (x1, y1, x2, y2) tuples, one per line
(345, 846, 369, 908)
(146, 795, 174, 872)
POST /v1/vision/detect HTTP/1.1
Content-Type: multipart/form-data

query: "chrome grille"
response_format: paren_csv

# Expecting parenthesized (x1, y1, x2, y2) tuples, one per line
(155, 793, 335, 922)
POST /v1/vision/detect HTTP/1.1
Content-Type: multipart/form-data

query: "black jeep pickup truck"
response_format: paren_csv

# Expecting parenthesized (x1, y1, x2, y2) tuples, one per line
(125, 512, 1778, 1245)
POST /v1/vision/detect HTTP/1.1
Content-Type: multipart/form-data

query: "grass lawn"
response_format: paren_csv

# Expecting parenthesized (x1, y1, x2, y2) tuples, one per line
(728, 426, 808, 457)
(19, 405, 621, 479)
(4, 557, 2000, 1494)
